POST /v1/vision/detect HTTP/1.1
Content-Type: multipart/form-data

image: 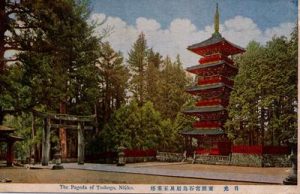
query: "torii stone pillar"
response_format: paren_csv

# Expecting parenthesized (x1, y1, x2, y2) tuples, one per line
(77, 122, 85, 164)
(59, 102, 67, 159)
(42, 118, 51, 166)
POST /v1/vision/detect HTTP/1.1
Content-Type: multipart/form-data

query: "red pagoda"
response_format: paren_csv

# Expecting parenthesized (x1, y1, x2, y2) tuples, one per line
(182, 4, 245, 156)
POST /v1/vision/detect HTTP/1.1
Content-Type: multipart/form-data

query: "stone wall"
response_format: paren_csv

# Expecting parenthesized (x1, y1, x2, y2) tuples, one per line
(125, 156, 156, 163)
(230, 153, 263, 167)
(156, 152, 291, 167)
(230, 153, 291, 167)
(156, 152, 185, 162)
(262, 154, 290, 167)
(194, 155, 230, 165)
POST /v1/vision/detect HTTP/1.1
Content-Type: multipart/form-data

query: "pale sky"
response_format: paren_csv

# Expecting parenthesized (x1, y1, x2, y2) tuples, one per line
(90, 0, 297, 67)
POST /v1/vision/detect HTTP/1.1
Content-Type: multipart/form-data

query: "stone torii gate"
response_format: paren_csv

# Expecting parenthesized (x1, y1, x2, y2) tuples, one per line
(33, 111, 95, 166)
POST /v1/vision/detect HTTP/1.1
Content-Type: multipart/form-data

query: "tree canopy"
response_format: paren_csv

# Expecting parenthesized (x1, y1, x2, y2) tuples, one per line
(225, 28, 297, 146)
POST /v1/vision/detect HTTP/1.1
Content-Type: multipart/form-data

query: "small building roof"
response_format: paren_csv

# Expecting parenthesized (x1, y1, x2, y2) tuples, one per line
(0, 125, 15, 133)
(7, 135, 24, 141)
(0, 134, 24, 142)
(0, 126, 23, 142)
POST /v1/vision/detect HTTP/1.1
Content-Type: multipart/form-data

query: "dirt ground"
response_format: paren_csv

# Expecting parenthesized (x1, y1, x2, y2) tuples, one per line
(0, 162, 290, 184)
(0, 167, 256, 184)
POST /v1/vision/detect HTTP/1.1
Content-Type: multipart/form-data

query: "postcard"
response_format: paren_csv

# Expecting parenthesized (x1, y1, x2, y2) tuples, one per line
(0, 0, 299, 193)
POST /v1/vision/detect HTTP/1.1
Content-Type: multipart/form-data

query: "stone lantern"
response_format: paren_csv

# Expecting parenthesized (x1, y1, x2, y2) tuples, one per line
(52, 145, 64, 170)
(283, 135, 297, 185)
(117, 146, 126, 166)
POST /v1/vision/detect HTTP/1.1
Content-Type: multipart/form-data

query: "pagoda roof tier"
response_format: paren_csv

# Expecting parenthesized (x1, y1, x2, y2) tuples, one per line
(186, 60, 237, 74)
(187, 34, 245, 56)
(183, 105, 224, 114)
(180, 128, 224, 135)
(186, 82, 233, 93)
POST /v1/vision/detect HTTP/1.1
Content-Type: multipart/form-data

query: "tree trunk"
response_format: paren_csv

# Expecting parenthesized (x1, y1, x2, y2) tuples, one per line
(260, 107, 265, 146)
(0, 107, 4, 125)
(94, 103, 99, 134)
(0, 0, 7, 71)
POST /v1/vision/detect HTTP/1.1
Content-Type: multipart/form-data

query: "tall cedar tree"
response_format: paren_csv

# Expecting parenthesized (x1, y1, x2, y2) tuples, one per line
(145, 49, 162, 104)
(128, 33, 147, 106)
(96, 42, 129, 124)
(0, 0, 42, 123)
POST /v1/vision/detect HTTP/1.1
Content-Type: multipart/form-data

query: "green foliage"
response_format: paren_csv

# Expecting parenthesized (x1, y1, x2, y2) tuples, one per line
(99, 99, 194, 152)
(156, 55, 192, 120)
(0, 0, 103, 161)
(225, 27, 297, 146)
(3, 113, 43, 160)
(101, 101, 159, 150)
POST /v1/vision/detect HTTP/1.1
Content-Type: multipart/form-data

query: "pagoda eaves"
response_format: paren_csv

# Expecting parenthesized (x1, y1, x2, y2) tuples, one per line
(187, 33, 245, 56)
(186, 61, 238, 76)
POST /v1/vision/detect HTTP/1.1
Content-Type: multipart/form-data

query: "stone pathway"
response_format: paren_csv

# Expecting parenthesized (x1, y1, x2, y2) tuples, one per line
(52, 163, 283, 184)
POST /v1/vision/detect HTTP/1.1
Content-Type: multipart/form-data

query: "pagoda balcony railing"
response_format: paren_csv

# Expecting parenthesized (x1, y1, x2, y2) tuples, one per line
(186, 83, 233, 97)
(183, 105, 224, 113)
(193, 121, 222, 128)
(186, 82, 232, 92)
(183, 106, 227, 120)
(195, 98, 229, 107)
(187, 62, 238, 77)
(199, 53, 233, 65)
(198, 75, 234, 86)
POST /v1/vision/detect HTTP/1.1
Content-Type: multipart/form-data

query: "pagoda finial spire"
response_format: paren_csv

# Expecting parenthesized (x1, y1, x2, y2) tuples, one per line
(213, 3, 220, 36)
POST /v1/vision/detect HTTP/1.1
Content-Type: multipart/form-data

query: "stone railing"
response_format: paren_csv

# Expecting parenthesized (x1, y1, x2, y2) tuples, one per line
(230, 153, 291, 167)
(192, 153, 290, 167)
(193, 154, 230, 165)
(156, 151, 185, 162)
(125, 156, 156, 163)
